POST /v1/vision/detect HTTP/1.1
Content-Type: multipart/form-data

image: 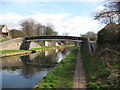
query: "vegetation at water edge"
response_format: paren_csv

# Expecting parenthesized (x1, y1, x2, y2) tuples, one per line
(34, 48, 77, 88)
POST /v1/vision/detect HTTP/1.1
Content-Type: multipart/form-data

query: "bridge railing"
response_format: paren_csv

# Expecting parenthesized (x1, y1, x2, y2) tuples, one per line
(25, 36, 83, 41)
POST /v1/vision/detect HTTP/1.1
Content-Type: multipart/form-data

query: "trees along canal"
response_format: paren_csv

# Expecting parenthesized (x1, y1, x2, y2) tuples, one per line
(20, 19, 58, 37)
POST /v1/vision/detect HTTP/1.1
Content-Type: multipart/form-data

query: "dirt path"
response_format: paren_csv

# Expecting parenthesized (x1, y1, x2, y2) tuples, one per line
(72, 48, 87, 88)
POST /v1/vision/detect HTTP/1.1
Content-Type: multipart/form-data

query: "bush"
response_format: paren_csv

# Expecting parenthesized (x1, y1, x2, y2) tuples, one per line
(97, 28, 107, 45)
(97, 27, 118, 46)
(81, 49, 119, 89)
(8, 29, 25, 39)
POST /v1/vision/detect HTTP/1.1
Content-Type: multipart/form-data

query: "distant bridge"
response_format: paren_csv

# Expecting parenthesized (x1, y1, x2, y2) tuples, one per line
(20, 36, 95, 53)
(25, 36, 83, 42)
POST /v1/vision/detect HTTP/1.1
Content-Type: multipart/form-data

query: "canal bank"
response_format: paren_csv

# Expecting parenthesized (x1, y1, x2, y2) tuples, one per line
(0, 45, 73, 58)
(33, 48, 78, 88)
(81, 48, 119, 89)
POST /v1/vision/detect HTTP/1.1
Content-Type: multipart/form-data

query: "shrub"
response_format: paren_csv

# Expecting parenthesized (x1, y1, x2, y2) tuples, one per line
(97, 27, 118, 46)
(8, 29, 25, 39)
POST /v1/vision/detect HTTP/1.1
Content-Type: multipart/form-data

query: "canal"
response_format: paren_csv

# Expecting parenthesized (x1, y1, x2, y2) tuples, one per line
(1, 47, 74, 88)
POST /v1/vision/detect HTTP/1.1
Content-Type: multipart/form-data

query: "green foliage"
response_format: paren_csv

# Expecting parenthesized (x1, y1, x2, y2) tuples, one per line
(88, 82, 109, 89)
(97, 28, 107, 45)
(34, 48, 77, 88)
(97, 24, 119, 46)
(81, 47, 119, 89)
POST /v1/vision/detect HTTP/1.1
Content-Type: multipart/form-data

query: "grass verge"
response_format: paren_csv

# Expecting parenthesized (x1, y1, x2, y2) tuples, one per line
(0, 45, 73, 55)
(0, 45, 74, 57)
(81, 49, 119, 89)
(31, 45, 73, 50)
(0, 38, 11, 42)
(0, 50, 28, 54)
(33, 48, 78, 88)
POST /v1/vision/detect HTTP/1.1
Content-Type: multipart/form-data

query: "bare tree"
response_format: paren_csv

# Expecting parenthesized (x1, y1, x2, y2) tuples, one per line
(34, 23, 44, 36)
(94, 1, 120, 24)
(21, 19, 35, 37)
(21, 19, 58, 37)
(43, 23, 58, 36)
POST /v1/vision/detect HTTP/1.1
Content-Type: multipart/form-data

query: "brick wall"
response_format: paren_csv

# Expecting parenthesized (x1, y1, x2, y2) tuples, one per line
(0, 37, 41, 50)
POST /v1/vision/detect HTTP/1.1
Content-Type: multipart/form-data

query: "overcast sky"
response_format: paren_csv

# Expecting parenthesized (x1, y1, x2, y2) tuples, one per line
(0, 0, 106, 36)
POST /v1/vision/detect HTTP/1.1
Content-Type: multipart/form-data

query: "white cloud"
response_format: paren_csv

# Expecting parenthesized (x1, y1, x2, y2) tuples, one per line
(94, 5, 110, 12)
(0, 13, 104, 36)
(2, 0, 104, 2)
(0, 13, 24, 29)
(95, 5, 106, 11)
(56, 16, 104, 36)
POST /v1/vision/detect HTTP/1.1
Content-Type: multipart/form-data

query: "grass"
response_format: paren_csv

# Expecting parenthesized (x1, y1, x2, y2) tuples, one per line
(31, 46, 56, 50)
(31, 45, 73, 50)
(0, 50, 28, 54)
(81, 51, 102, 89)
(0, 38, 11, 42)
(81, 48, 119, 89)
(0, 45, 74, 55)
(33, 48, 78, 88)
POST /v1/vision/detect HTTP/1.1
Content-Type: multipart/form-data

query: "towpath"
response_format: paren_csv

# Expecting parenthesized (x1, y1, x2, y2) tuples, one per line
(73, 48, 87, 88)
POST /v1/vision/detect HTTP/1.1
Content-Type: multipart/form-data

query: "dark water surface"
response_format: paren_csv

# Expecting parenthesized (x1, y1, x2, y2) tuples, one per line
(1, 47, 73, 88)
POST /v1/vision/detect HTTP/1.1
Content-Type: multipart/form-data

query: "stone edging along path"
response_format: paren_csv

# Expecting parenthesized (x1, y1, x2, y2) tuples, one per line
(72, 48, 87, 88)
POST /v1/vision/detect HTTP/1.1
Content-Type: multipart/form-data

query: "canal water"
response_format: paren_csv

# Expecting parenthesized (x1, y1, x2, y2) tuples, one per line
(0, 47, 73, 89)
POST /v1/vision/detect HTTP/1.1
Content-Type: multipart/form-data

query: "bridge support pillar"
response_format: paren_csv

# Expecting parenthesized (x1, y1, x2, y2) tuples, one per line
(81, 38, 92, 53)
(75, 42, 80, 47)
(75, 42, 77, 47)
(20, 38, 31, 50)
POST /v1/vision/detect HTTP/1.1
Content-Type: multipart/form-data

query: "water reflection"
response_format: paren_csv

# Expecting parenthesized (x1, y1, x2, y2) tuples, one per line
(1, 47, 73, 88)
